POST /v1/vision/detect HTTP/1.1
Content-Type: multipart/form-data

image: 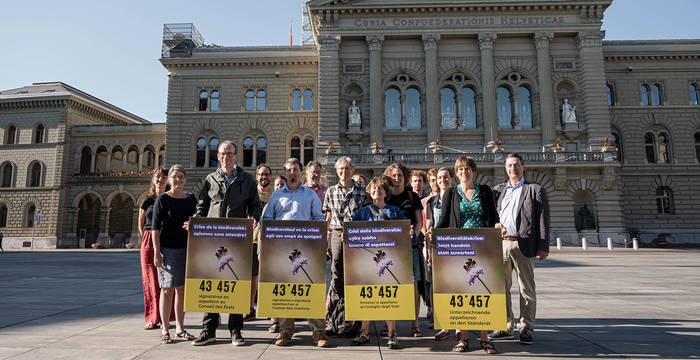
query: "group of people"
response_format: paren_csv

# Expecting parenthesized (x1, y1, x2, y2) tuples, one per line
(137, 139, 550, 354)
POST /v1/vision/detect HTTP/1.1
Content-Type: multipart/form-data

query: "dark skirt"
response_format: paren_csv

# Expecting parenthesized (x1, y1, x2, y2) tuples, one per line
(157, 247, 187, 288)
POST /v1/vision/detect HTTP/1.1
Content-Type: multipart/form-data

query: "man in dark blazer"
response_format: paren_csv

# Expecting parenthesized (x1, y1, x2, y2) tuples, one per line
(489, 153, 549, 345)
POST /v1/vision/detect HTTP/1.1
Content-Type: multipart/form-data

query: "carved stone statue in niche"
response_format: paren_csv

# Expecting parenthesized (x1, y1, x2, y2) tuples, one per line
(562, 98, 577, 124)
(348, 100, 361, 127)
(576, 204, 596, 231)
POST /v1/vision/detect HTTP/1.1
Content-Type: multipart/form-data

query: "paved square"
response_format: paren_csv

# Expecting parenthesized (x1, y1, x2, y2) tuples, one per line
(0, 248, 698, 359)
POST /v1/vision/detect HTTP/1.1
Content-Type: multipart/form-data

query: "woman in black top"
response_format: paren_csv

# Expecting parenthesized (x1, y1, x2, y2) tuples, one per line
(384, 162, 424, 338)
(152, 164, 197, 344)
(139, 168, 169, 330)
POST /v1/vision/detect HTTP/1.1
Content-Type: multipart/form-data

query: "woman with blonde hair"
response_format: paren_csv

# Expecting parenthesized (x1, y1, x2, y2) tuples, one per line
(152, 165, 197, 343)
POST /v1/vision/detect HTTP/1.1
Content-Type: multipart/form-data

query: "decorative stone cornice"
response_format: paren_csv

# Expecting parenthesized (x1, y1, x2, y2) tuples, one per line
(577, 31, 604, 48)
(0, 98, 67, 111)
(161, 58, 319, 70)
(478, 33, 497, 50)
(534, 32, 554, 49)
(366, 35, 385, 51)
(422, 34, 441, 51)
(318, 35, 341, 51)
(604, 53, 700, 61)
(67, 100, 131, 126)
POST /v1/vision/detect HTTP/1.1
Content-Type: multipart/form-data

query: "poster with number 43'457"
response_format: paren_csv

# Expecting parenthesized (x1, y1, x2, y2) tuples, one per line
(183, 217, 253, 314)
(431, 228, 507, 330)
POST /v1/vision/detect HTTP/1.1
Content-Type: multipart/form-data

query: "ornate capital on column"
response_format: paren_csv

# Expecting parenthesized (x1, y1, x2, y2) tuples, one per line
(366, 35, 385, 51)
(577, 31, 604, 48)
(534, 32, 554, 49)
(478, 33, 497, 50)
(318, 35, 341, 51)
(422, 34, 441, 51)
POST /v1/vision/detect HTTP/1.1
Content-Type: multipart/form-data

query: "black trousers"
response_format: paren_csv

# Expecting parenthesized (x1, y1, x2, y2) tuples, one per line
(202, 313, 243, 333)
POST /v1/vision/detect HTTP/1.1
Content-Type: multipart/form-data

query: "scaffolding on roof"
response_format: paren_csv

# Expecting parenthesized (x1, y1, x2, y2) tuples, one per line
(302, 1, 315, 46)
(161, 23, 205, 58)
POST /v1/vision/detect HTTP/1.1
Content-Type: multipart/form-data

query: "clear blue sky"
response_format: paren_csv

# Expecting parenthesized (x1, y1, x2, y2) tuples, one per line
(1, 0, 697, 123)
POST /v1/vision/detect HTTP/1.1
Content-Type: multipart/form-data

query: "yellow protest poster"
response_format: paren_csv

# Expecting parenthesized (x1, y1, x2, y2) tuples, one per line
(431, 228, 507, 330)
(184, 217, 253, 314)
(343, 220, 415, 321)
(257, 220, 327, 319)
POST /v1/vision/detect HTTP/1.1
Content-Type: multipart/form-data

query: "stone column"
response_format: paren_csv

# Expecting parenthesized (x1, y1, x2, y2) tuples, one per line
(90, 153, 95, 173)
(423, 34, 441, 142)
(455, 91, 463, 130)
(535, 32, 555, 144)
(318, 35, 342, 158)
(577, 31, 611, 145)
(478, 33, 498, 144)
(367, 35, 384, 144)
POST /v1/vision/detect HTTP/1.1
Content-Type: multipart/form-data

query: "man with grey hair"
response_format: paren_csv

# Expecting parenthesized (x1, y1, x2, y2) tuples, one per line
(323, 156, 370, 336)
(305, 161, 327, 206)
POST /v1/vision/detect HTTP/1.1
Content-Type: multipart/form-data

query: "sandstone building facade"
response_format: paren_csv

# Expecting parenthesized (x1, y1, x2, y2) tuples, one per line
(1, 0, 699, 248)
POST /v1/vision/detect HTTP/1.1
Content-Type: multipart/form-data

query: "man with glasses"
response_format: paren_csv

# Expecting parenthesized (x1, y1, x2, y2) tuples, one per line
(190, 140, 261, 347)
(262, 158, 328, 347)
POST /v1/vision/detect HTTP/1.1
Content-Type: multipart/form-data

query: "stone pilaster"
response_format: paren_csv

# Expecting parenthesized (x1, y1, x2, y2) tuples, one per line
(534, 32, 555, 145)
(577, 31, 611, 146)
(366, 35, 384, 144)
(423, 34, 440, 143)
(317, 35, 342, 156)
(478, 33, 498, 144)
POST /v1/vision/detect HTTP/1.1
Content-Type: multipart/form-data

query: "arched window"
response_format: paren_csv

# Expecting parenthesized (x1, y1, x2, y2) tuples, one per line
(210, 90, 220, 111)
(199, 90, 209, 111)
(1, 162, 13, 188)
(517, 86, 533, 129)
(256, 90, 266, 111)
(195, 137, 207, 167)
(497, 86, 513, 128)
(303, 89, 313, 110)
(7, 125, 17, 145)
(695, 132, 700, 163)
(125, 145, 139, 172)
(405, 88, 421, 129)
(79, 147, 92, 174)
(256, 137, 267, 165)
(289, 135, 314, 164)
(640, 84, 651, 105)
(656, 186, 673, 214)
(34, 124, 45, 144)
(110, 146, 123, 172)
(157, 145, 165, 168)
(26, 204, 36, 228)
(0, 203, 7, 228)
(440, 87, 457, 129)
(243, 137, 254, 167)
(611, 132, 623, 162)
(291, 89, 302, 110)
(651, 84, 663, 105)
(690, 83, 699, 105)
(143, 145, 156, 170)
(208, 137, 220, 167)
(28, 162, 42, 187)
(384, 88, 401, 129)
(245, 90, 255, 111)
(606, 84, 615, 106)
(243, 135, 267, 167)
(95, 146, 108, 173)
(461, 87, 477, 129)
(644, 131, 672, 164)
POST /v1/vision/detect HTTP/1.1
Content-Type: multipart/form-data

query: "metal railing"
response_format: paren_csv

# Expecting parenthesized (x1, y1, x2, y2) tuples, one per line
(162, 23, 205, 58)
(323, 151, 617, 166)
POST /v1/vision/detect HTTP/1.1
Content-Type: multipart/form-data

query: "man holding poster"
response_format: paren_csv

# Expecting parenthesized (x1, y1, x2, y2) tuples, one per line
(261, 158, 329, 348)
(187, 140, 261, 347)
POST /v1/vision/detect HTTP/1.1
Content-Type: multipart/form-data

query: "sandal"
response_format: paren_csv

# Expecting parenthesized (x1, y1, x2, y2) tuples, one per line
(268, 322, 280, 333)
(481, 340, 498, 354)
(350, 333, 370, 346)
(160, 333, 172, 344)
(380, 324, 389, 337)
(452, 339, 468, 352)
(144, 322, 158, 330)
(176, 330, 196, 341)
(411, 326, 423, 337)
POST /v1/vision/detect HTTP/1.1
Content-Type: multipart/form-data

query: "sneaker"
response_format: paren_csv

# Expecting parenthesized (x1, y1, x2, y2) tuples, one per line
(519, 328, 534, 345)
(191, 330, 216, 346)
(487, 329, 514, 340)
(387, 335, 399, 349)
(231, 330, 245, 346)
(242, 308, 256, 322)
(313, 332, 329, 348)
(268, 322, 280, 333)
(275, 333, 290, 346)
(351, 333, 370, 346)
(434, 330, 450, 341)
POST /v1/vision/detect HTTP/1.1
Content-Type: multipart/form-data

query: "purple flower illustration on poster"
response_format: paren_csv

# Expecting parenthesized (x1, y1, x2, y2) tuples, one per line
(373, 249, 400, 284)
(216, 246, 239, 280)
(289, 249, 314, 283)
(464, 258, 491, 294)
